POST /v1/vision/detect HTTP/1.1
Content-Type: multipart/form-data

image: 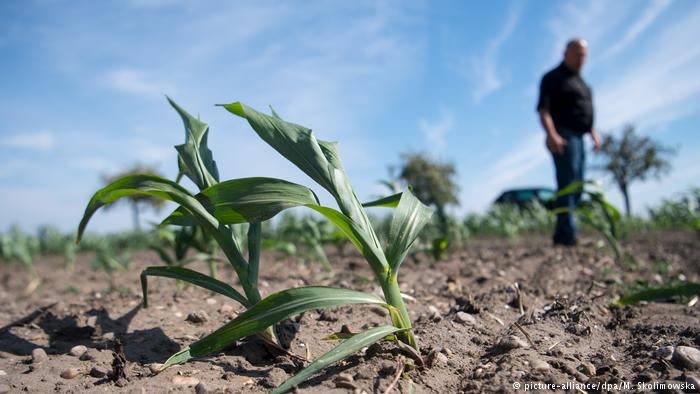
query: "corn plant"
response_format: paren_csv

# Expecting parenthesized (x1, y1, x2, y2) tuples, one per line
(0, 225, 40, 291)
(76, 98, 432, 392)
(554, 180, 622, 259)
(273, 212, 333, 272)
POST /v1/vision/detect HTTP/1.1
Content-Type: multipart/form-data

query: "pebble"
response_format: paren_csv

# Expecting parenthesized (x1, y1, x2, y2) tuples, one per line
(672, 346, 700, 370)
(69, 345, 87, 357)
(498, 335, 529, 350)
(206, 298, 217, 305)
(0, 370, 5, 376)
(530, 359, 550, 373)
(60, 367, 81, 379)
(260, 368, 287, 388)
(149, 363, 164, 374)
(455, 311, 476, 325)
(428, 305, 441, 321)
(171, 376, 200, 386)
(195, 382, 208, 394)
(428, 350, 448, 367)
(186, 311, 209, 324)
(89, 366, 108, 378)
(101, 332, 115, 341)
(579, 362, 596, 377)
(86, 315, 98, 328)
(31, 348, 48, 364)
(219, 304, 234, 314)
(654, 345, 674, 360)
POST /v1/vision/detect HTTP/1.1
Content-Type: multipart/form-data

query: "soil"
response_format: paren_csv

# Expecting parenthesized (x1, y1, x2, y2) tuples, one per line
(1, 231, 699, 393)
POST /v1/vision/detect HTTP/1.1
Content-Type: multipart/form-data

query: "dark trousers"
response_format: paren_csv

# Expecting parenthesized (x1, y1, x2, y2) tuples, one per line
(551, 128, 585, 243)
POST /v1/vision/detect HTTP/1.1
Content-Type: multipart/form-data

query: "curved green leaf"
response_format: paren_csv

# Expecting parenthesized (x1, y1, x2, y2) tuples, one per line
(77, 175, 210, 243)
(273, 325, 401, 394)
(162, 286, 390, 368)
(167, 96, 220, 190)
(161, 177, 320, 225)
(385, 189, 433, 272)
(617, 282, 700, 306)
(141, 266, 249, 308)
(362, 192, 402, 208)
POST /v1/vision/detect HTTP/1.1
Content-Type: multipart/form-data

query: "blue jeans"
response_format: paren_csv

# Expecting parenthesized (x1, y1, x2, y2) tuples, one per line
(552, 128, 585, 243)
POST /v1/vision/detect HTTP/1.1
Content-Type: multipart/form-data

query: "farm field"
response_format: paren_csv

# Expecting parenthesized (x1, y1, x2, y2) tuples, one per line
(1, 231, 698, 393)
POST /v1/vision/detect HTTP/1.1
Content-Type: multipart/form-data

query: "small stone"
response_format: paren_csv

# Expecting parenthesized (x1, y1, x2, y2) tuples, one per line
(89, 367, 108, 378)
(69, 345, 87, 357)
(195, 382, 208, 394)
(579, 362, 596, 377)
(455, 311, 476, 325)
(219, 304, 234, 314)
(498, 335, 529, 350)
(673, 346, 700, 370)
(171, 376, 200, 386)
(428, 305, 441, 321)
(654, 346, 674, 360)
(186, 311, 209, 324)
(0, 370, 5, 376)
(60, 367, 82, 379)
(206, 298, 217, 305)
(86, 315, 98, 328)
(530, 359, 550, 373)
(101, 332, 115, 341)
(149, 363, 164, 375)
(260, 367, 287, 388)
(428, 350, 448, 367)
(31, 348, 48, 364)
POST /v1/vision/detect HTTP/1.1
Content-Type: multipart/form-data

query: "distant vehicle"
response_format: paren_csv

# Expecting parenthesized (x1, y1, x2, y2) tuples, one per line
(494, 187, 556, 209)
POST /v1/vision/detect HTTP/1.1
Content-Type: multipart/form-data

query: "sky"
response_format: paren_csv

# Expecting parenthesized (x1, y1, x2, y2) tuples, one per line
(1, 0, 699, 233)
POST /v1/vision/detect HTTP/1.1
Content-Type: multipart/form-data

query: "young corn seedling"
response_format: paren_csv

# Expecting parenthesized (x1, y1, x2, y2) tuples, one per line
(134, 101, 433, 393)
(77, 97, 288, 349)
(554, 180, 622, 260)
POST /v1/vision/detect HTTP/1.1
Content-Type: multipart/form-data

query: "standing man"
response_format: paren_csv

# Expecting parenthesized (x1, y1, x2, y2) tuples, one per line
(537, 38, 601, 246)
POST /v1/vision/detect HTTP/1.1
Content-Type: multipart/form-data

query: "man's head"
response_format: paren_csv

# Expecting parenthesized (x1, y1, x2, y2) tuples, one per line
(563, 38, 588, 73)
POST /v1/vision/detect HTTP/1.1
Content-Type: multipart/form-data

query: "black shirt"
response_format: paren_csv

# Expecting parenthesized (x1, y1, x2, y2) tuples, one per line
(537, 62, 594, 134)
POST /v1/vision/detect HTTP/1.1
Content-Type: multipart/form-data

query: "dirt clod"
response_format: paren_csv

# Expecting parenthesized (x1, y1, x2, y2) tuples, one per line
(31, 348, 47, 364)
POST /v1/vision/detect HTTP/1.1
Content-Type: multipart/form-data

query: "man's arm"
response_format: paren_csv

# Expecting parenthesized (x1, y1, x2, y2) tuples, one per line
(538, 108, 566, 154)
(590, 127, 601, 152)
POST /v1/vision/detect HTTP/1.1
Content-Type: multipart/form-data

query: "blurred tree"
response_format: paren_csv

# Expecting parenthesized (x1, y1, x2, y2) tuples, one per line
(397, 152, 459, 234)
(102, 164, 166, 231)
(596, 125, 675, 217)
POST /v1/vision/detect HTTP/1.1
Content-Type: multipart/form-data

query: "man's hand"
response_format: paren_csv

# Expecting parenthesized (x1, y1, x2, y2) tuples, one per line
(591, 129, 601, 152)
(546, 132, 567, 154)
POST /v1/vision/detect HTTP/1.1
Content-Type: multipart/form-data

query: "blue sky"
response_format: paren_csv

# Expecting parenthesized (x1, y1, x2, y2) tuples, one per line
(1, 0, 699, 233)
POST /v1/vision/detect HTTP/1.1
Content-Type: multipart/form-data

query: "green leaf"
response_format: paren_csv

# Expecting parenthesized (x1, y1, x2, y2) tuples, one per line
(362, 192, 402, 208)
(385, 189, 433, 272)
(616, 282, 700, 306)
(141, 266, 249, 308)
(161, 177, 320, 225)
(273, 325, 401, 394)
(77, 175, 209, 243)
(161, 286, 390, 368)
(167, 96, 220, 190)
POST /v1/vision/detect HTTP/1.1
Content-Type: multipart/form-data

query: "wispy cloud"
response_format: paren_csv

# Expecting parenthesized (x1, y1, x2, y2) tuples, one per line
(0, 130, 55, 151)
(101, 68, 173, 98)
(468, 3, 521, 102)
(596, 4, 700, 130)
(419, 107, 454, 156)
(598, 0, 671, 60)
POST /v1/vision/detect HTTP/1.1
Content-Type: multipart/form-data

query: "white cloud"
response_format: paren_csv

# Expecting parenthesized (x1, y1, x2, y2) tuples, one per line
(101, 68, 173, 98)
(468, 4, 521, 102)
(419, 108, 454, 155)
(596, 4, 700, 130)
(0, 130, 55, 151)
(598, 0, 671, 60)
